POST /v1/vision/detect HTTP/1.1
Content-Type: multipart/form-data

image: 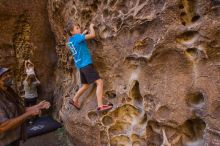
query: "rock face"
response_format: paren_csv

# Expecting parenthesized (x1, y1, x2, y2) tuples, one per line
(48, 0, 220, 145)
(0, 0, 57, 99)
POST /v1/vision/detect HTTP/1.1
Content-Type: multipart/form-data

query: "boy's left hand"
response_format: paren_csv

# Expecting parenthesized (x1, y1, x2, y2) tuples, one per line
(82, 29, 88, 34)
(90, 23, 95, 28)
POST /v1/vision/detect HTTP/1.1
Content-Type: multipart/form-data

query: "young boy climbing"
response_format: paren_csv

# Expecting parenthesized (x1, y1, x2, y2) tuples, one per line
(65, 20, 113, 112)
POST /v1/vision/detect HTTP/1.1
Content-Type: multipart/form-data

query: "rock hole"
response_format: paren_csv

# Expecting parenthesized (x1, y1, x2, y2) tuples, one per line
(110, 135, 130, 146)
(108, 121, 130, 136)
(181, 118, 206, 140)
(145, 124, 163, 145)
(129, 80, 143, 107)
(139, 113, 148, 124)
(126, 97, 132, 102)
(186, 48, 197, 53)
(186, 91, 205, 107)
(191, 15, 200, 22)
(177, 31, 199, 44)
(180, 12, 186, 16)
(156, 106, 171, 119)
(109, 104, 140, 122)
(91, 3, 98, 11)
(81, 9, 92, 22)
(179, 0, 197, 25)
(138, 23, 148, 35)
(132, 135, 146, 146)
(179, 4, 184, 9)
(125, 54, 148, 63)
(102, 115, 114, 126)
(122, 97, 126, 103)
(148, 120, 161, 134)
(71, 9, 75, 15)
(105, 90, 116, 99)
(186, 48, 198, 58)
(132, 141, 141, 146)
(87, 111, 98, 121)
(181, 31, 198, 39)
(133, 38, 154, 56)
(103, 9, 109, 17)
(182, 21, 186, 26)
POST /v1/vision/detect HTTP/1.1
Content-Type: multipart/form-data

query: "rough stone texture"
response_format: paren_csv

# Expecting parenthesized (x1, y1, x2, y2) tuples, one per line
(48, 0, 220, 146)
(0, 0, 57, 100)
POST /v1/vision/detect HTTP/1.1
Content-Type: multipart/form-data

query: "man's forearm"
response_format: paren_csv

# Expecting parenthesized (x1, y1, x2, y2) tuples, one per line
(0, 112, 30, 133)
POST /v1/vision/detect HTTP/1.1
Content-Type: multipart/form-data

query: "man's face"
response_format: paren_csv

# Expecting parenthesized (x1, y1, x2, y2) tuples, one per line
(71, 24, 81, 34)
(0, 71, 12, 87)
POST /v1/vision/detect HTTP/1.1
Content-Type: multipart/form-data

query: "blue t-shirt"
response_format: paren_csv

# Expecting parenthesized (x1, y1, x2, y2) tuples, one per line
(67, 34, 92, 69)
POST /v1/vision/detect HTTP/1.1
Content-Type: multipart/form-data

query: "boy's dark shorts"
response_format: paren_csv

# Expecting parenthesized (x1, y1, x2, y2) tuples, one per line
(79, 64, 100, 84)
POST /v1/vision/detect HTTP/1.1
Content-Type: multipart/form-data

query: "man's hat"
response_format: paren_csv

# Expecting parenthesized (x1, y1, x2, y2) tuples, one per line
(0, 67, 9, 77)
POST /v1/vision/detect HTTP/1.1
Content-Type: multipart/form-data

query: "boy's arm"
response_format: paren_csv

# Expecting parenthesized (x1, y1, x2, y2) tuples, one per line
(28, 60, 34, 67)
(85, 23, 96, 40)
(24, 60, 28, 70)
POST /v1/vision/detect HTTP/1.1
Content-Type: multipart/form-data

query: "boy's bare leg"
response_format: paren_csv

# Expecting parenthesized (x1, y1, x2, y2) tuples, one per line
(72, 84, 89, 104)
(95, 79, 104, 107)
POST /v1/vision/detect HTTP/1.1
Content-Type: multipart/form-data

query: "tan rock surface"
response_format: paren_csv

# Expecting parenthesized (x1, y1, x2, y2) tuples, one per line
(48, 0, 220, 145)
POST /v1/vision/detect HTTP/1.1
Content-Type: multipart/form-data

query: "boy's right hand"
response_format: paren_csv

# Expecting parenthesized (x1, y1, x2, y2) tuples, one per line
(90, 23, 95, 28)
(86, 23, 96, 40)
